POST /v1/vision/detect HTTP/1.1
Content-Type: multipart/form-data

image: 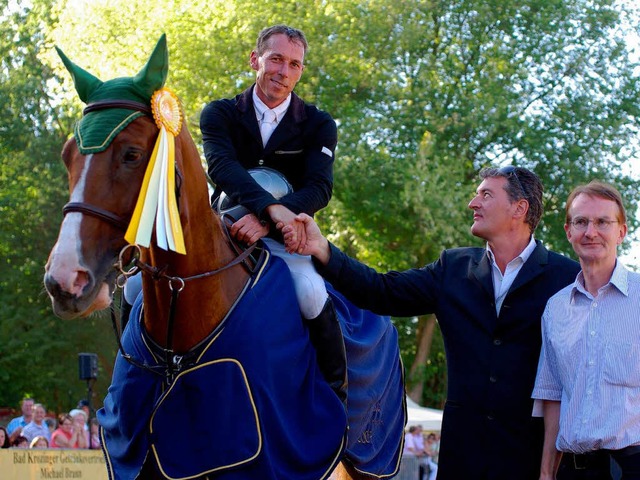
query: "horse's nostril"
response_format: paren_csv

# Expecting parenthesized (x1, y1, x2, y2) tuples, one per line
(73, 270, 90, 294)
(44, 273, 61, 297)
(45, 269, 92, 298)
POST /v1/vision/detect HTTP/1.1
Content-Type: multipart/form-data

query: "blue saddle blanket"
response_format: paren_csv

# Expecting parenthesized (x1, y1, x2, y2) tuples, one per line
(98, 251, 405, 479)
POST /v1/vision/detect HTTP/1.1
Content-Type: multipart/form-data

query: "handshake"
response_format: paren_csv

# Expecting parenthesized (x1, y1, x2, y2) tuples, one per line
(277, 213, 329, 263)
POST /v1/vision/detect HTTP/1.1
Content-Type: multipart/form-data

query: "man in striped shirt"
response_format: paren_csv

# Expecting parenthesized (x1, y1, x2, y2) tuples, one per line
(533, 180, 640, 480)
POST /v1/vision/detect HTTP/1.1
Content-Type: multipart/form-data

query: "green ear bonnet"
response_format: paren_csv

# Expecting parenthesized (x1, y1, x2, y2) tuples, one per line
(56, 34, 168, 154)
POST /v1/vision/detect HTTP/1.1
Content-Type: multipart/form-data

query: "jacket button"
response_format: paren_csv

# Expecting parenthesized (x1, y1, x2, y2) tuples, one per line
(258, 159, 264, 165)
(493, 338, 502, 346)
(489, 376, 497, 383)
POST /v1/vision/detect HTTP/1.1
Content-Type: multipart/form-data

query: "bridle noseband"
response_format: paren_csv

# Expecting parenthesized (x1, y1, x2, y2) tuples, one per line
(63, 202, 131, 231)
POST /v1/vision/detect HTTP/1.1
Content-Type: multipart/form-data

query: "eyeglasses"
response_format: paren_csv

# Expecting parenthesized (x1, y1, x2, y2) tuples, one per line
(569, 217, 619, 232)
(497, 165, 526, 198)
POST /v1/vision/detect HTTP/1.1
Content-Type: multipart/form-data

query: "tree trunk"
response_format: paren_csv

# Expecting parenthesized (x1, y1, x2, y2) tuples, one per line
(407, 314, 436, 402)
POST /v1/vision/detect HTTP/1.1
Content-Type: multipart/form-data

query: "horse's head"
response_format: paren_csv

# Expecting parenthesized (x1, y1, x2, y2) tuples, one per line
(45, 35, 172, 319)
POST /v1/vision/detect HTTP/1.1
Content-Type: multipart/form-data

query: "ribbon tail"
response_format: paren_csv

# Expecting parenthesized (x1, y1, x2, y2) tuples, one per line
(135, 130, 165, 247)
(166, 133, 185, 254)
(124, 132, 162, 246)
(155, 128, 170, 251)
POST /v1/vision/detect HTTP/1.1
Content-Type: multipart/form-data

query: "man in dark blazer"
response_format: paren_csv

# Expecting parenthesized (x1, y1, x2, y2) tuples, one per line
(200, 25, 347, 402)
(282, 166, 581, 480)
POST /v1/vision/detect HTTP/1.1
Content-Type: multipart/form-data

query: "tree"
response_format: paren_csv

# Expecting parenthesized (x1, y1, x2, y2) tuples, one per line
(0, 0, 114, 411)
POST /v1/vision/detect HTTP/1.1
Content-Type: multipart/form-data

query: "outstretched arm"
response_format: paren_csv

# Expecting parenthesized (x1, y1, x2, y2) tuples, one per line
(284, 214, 439, 318)
(280, 213, 330, 263)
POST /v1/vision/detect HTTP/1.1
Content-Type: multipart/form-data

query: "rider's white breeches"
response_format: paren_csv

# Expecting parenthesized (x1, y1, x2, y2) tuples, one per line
(262, 238, 328, 319)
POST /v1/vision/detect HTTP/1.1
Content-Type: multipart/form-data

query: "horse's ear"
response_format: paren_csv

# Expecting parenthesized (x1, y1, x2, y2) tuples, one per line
(55, 46, 103, 104)
(133, 34, 168, 97)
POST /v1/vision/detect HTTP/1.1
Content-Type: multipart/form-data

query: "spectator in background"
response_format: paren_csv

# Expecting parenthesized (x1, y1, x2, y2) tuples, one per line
(45, 417, 57, 436)
(69, 409, 89, 448)
(6, 397, 34, 443)
(424, 432, 439, 480)
(402, 425, 438, 480)
(76, 400, 91, 440)
(76, 399, 91, 422)
(0, 426, 10, 448)
(403, 426, 424, 457)
(29, 436, 49, 449)
(401, 425, 424, 480)
(11, 436, 28, 448)
(50, 414, 83, 449)
(21, 403, 51, 444)
(425, 432, 440, 462)
(89, 418, 101, 450)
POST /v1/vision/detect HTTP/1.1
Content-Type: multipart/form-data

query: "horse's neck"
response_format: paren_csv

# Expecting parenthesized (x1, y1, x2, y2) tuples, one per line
(142, 208, 248, 353)
(141, 132, 250, 353)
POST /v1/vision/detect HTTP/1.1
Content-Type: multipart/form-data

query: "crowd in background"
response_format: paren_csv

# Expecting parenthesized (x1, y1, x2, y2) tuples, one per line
(402, 424, 440, 480)
(0, 397, 100, 450)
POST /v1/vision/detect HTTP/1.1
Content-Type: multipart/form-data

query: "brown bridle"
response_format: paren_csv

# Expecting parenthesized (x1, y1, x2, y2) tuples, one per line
(61, 99, 153, 232)
(63, 202, 131, 231)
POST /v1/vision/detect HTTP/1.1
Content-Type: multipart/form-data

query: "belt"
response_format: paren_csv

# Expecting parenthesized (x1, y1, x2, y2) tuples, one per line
(565, 451, 609, 471)
(567, 445, 640, 470)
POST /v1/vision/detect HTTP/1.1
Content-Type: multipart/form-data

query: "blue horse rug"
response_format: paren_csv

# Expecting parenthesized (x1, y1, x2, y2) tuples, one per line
(98, 249, 405, 479)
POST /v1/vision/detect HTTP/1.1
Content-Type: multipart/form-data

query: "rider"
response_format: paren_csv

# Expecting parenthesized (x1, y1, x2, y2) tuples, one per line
(200, 25, 346, 403)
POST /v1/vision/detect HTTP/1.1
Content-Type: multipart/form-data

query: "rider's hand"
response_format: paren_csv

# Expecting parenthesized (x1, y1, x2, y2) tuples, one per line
(229, 213, 270, 245)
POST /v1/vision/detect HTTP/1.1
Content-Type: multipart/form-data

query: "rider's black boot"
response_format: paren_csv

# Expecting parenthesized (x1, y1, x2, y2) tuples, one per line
(304, 297, 348, 406)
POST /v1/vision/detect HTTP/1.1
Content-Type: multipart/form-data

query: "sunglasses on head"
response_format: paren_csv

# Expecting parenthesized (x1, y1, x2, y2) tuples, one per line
(497, 165, 526, 197)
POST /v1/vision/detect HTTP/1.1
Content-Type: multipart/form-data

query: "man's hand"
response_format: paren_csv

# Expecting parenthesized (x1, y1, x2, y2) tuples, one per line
(266, 204, 306, 253)
(280, 213, 331, 264)
(229, 213, 270, 245)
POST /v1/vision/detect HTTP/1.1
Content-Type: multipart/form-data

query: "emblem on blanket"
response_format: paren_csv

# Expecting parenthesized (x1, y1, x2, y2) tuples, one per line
(98, 250, 405, 479)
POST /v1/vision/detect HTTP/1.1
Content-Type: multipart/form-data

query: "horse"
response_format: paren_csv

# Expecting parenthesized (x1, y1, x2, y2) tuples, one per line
(44, 35, 405, 480)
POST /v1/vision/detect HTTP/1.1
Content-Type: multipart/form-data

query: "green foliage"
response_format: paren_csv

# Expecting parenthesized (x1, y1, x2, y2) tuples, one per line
(0, 0, 114, 412)
(1, 0, 638, 411)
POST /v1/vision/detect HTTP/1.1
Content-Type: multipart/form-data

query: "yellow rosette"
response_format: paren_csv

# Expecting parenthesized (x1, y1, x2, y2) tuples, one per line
(125, 88, 186, 254)
(152, 88, 182, 136)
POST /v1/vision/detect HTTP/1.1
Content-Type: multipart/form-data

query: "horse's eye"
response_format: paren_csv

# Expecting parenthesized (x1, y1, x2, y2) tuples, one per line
(123, 149, 144, 164)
